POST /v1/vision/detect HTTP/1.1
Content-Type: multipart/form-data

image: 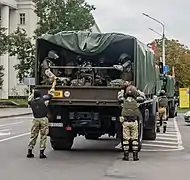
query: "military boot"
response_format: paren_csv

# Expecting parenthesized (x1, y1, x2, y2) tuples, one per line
(163, 126, 167, 133)
(156, 127, 160, 133)
(27, 149, 34, 158)
(122, 151, 129, 161)
(133, 151, 139, 161)
(39, 150, 47, 159)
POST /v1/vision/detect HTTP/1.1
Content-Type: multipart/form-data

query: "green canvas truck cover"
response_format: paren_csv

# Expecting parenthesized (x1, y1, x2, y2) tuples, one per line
(166, 75, 175, 97)
(36, 31, 156, 94)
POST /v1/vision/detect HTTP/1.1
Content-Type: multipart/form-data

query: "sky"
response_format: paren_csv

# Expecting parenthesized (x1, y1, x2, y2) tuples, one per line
(86, 0, 190, 47)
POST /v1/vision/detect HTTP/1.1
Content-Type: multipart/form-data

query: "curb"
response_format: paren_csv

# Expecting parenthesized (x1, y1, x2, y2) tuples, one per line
(0, 113, 32, 119)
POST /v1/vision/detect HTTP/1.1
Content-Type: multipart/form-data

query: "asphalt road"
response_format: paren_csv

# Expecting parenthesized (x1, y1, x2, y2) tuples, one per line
(0, 113, 189, 180)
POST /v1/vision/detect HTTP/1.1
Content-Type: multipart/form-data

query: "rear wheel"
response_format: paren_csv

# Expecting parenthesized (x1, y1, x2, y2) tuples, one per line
(50, 136, 74, 150)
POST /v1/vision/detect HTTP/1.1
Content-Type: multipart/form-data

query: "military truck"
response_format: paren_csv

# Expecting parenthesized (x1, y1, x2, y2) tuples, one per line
(163, 74, 178, 118)
(34, 31, 162, 151)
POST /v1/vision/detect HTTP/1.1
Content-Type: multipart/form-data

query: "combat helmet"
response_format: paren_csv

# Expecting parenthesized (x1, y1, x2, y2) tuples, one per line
(48, 50, 59, 59)
(159, 90, 166, 96)
(119, 53, 130, 64)
(125, 85, 138, 97)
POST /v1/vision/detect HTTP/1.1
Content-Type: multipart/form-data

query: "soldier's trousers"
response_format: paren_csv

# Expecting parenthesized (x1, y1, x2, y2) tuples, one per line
(28, 117, 49, 150)
(120, 117, 139, 151)
(156, 107, 167, 128)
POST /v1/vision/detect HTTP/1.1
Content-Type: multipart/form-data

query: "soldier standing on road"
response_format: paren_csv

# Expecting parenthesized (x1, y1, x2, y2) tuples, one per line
(118, 83, 145, 161)
(156, 90, 168, 133)
(27, 77, 57, 159)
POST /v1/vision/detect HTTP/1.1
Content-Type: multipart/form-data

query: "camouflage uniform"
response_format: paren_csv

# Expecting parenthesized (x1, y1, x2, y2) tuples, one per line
(118, 84, 145, 161)
(28, 117, 49, 150)
(27, 87, 55, 158)
(156, 91, 168, 133)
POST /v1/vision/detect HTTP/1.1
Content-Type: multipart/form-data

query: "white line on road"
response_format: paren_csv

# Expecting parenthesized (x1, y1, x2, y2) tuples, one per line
(173, 117, 184, 150)
(0, 121, 24, 127)
(156, 133, 177, 137)
(145, 140, 178, 145)
(0, 132, 30, 142)
(0, 129, 11, 132)
(156, 137, 178, 141)
(0, 132, 11, 136)
(142, 143, 178, 148)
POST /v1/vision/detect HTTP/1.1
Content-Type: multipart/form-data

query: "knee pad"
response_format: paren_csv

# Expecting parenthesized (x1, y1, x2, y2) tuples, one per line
(123, 139, 129, 151)
(131, 139, 138, 151)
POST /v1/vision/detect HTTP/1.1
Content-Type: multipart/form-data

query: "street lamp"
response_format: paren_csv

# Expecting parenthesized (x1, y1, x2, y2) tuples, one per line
(149, 28, 162, 37)
(143, 13, 166, 69)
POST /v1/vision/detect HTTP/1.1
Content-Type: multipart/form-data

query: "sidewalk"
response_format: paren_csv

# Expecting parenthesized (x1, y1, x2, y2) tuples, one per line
(0, 108, 32, 119)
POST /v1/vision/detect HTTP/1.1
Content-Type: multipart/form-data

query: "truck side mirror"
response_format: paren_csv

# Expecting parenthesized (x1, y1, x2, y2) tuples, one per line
(136, 96, 145, 103)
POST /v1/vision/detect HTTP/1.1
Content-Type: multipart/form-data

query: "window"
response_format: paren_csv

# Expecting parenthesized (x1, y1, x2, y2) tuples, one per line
(20, 13, 26, 25)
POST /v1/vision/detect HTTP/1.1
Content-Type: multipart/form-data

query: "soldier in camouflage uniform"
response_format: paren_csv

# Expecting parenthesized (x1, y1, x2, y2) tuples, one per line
(156, 90, 168, 133)
(118, 83, 145, 161)
(27, 77, 57, 159)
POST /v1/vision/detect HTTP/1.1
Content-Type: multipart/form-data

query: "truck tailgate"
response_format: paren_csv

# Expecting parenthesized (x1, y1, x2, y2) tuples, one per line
(35, 85, 121, 106)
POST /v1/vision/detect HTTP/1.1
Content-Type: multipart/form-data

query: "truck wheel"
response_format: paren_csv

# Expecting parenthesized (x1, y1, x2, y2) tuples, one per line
(143, 116, 156, 140)
(85, 134, 101, 140)
(50, 137, 74, 150)
(138, 118, 143, 152)
(169, 108, 175, 118)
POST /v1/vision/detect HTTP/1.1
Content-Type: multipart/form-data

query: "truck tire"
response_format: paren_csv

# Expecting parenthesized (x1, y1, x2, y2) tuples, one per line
(50, 137, 74, 150)
(85, 134, 101, 140)
(143, 108, 157, 140)
(169, 110, 175, 118)
(138, 116, 143, 152)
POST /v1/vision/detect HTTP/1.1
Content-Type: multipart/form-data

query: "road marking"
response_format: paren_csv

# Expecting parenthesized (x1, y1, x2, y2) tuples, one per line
(14, 116, 33, 119)
(156, 133, 177, 137)
(0, 121, 24, 127)
(146, 140, 178, 145)
(0, 129, 11, 132)
(0, 132, 11, 136)
(156, 137, 178, 141)
(173, 117, 184, 150)
(142, 143, 177, 148)
(0, 132, 30, 142)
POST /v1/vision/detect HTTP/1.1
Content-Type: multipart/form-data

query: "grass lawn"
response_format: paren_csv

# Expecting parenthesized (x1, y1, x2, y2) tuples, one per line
(177, 108, 190, 113)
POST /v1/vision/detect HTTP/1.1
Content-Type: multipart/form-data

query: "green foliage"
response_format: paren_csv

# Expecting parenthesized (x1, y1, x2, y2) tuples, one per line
(152, 38, 190, 87)
(7, 0, 96, 83)
(0, 65, 4, 89)
(0, 25, 8, 56)
(8, 28, 35, 82)
(33, 0, 96, 37)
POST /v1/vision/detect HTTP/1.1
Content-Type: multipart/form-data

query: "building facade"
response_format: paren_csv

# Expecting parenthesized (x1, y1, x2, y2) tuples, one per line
(0, 0, 101, 99)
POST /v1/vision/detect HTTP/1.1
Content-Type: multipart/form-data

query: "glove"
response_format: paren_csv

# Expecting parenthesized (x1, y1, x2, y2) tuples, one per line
(113, 65, 124, 71)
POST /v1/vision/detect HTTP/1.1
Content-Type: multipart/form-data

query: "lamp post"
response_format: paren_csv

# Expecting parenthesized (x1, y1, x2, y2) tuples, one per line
(149, 28, 162, 37)
(143, 13, 166, 69)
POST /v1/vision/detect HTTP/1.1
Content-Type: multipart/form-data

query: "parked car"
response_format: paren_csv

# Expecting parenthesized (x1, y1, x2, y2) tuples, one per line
(184, 111, 190, 123)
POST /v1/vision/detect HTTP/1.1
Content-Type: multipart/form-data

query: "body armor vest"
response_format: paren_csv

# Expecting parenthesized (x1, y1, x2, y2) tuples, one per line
(158, 96, 168, 107)
(121, 97, 139, 118)
(30, 98, 48, 118)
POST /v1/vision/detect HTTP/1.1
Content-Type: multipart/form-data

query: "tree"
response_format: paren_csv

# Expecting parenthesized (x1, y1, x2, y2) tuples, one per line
(152, 38, 190, 87)
(33, 0, 96, 37)
(0, 25, 7, 90)
(0, 65, 4, 90)
(8, 28, 35, 82)
(0, 25, 8, 56)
